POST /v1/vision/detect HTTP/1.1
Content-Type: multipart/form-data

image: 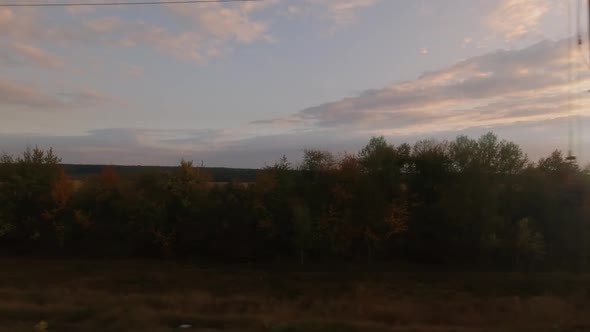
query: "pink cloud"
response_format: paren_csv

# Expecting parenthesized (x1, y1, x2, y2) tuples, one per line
(253, 38, 588, 136)
(487, 0, 551, 41)
(11, 42, 64, 68)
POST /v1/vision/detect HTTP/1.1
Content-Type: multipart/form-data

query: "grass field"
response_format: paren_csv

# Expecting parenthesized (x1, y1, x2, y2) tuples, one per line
(1, 259, 589, 332)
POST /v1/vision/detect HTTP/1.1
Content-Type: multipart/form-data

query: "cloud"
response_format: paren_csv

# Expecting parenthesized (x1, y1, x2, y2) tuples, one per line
(462, 37, 472, 48)
(125, 65, 145, 79)
(286, 5, 303, 15)
(85, 16, 123, 32)
(0, 80, 66, 109)
(59, 89, 128, 108)
(487, 0, 551, 41)
(0, 0, 380, 66)
(0, 8, 13, 24)
(275, 0, 381, 31)
(165, 2, 273, 44)
(0, 5, 269, 64)
(1, 115, 588, 168)
(11, 42, 64, 68)
(0, 80, 124, 111)
(85, 17, 207, 62)
(81, 0, 379, 52)
(66, 6, 96, 15)
(322, 0, 381, 27)
(0, 7, 102, 45)
(254, 38, 586, 137)
(0, 127, 360, 167)
(0, 127, 253, 166)
(79, 2, 277, 62)
(250, 117, 308, 126)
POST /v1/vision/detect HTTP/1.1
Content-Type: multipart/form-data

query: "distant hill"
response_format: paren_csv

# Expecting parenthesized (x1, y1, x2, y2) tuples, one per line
(61, 164, 258, 183)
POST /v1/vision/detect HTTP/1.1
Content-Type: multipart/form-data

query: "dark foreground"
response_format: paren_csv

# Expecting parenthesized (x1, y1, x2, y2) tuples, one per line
(1, 259, 589, 332)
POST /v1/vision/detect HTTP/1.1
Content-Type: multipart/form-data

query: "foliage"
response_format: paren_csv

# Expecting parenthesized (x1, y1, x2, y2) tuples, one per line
(514, 217, 545, 266)
(0, 133, 588, 270)
(62, 164, 257, 182)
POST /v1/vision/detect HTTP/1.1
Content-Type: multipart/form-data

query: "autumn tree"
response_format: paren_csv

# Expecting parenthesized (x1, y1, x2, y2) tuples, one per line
(72, 165, 140, 256)
(253, 155, 297, 260)
(42, 168, 77, 246)
(0, 135, 587, 269)
(166, 160, 211, 257)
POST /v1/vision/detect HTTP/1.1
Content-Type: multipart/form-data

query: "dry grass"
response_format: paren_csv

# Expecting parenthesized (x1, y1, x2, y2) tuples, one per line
(0, 259, 589, 332)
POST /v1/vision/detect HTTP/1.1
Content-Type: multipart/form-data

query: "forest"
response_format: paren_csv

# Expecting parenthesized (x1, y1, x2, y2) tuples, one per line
(61, 164, 257, 183)
(0, 132, 588, 270)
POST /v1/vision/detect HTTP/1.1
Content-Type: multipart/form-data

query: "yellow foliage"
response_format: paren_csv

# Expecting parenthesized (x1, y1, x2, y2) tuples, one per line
(34, 320, 48, 331)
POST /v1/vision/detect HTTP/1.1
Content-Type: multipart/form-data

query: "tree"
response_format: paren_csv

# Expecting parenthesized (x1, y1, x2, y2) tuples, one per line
(0, 152, 16, 240)
(132, 170, 171, 256)
(476, 132, 499, 172)
(496, 141, 528, 175)
(359, 136, 403, 180)
(513, 218, 545, 269)
(167, 160, 211, 257)
(300, 149, 335, 173)
(0, 147, 62, 251)
(356, 137, 409, 261)
(0, 134, 585, 268)
(292, 203, 314, 264)
(449, 135, 478, 172)
(72, 165, 141, 256)
(253, 155, 296, 260)
(42, 168, 76, 246)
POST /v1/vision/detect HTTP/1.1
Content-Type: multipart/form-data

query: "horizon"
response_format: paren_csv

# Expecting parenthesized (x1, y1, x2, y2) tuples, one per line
(1, 0, 589, 168)
(8, 129, 585, 168)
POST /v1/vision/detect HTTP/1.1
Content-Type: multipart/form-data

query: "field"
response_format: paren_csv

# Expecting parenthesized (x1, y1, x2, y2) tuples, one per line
(1, 259, 589, 332)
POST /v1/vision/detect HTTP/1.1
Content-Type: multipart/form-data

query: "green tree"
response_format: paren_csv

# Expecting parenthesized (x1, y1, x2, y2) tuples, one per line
(0, 147, 62, 251)
(300, 149, 335, 173)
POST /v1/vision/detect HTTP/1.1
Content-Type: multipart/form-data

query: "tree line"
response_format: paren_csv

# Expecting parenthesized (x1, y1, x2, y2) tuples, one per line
(61, 164, 257, 183)
(0, 133, 588, 270)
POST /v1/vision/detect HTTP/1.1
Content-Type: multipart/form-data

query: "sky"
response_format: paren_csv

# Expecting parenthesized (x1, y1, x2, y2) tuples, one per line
(1, 0, 589, 167)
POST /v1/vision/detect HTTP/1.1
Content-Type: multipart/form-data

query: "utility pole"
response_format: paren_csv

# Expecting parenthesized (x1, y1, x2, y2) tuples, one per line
(571, 0, 590, 272)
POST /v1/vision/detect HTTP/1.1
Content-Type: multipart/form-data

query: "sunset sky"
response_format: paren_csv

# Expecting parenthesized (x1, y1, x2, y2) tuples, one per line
(1, 0, 589, 167)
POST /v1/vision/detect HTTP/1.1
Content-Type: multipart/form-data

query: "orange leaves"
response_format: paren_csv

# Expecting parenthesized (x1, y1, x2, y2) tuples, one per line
(331, 184, 352, 204)
(328, 155, 361, 204)
(384, 201, 409, 237)
(98, 165, 120, 187)
(74, 210, 91, 227)
(338, 154, 362, 181)
(319, 204, 356, 254)
(364, 227, 380, 242)
(51, 168, 74, 210)
(254, 170, 277, 194)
